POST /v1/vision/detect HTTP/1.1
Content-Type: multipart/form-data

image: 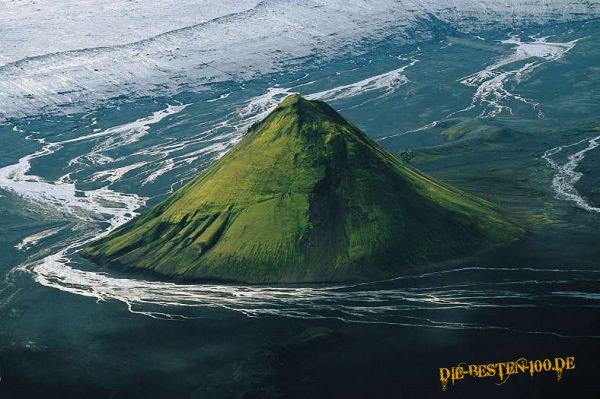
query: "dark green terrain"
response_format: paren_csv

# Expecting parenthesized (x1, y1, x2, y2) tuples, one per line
(82, 95, 522, 282)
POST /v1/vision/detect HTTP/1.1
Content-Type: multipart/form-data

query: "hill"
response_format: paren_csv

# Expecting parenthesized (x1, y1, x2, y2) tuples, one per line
(81, 95, 523, 283)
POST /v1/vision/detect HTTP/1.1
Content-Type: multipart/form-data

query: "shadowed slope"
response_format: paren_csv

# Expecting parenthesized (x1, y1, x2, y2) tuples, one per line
(82, 95, 523, 283)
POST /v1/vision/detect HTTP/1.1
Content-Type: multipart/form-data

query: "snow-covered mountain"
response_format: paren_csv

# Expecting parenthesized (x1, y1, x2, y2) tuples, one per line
(1, 0, 598, 120)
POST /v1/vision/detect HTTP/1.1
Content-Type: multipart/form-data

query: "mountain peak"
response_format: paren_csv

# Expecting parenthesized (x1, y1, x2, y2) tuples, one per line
(256, 94, 349, 141)
(82, 97, 523, 283)
(278, 93, 306, 106)
(274, 93, 329, 118)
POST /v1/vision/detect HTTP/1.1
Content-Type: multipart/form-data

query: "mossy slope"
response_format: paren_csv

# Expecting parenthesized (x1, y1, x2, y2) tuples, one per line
(82, 95, 523, 282)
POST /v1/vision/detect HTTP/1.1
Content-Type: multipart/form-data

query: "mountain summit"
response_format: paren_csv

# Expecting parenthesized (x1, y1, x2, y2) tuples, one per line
(82, 95, 522, 283)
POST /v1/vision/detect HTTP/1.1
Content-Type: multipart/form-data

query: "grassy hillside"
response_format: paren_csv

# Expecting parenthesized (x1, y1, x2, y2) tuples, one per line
(81, 95, 523, 283)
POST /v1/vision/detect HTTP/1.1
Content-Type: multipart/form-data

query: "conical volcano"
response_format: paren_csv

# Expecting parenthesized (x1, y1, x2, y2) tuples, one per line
(82, 94, 522, 283)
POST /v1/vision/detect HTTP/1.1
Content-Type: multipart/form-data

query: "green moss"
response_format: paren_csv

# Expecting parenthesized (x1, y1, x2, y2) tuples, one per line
(82, 94, 524, 283)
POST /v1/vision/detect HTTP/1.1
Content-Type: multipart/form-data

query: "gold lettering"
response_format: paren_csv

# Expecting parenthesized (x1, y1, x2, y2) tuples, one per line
(495, 362, 510, 386)
(554, 358, 566, 381)
(515, 358, 527, 374)
(478, 365, 488, 377)
(454, 364, 466, 380)
(439, 355, 576, 390)
(543, 359, 552, 371)
(565, 357, 575, 370)
(506, 361, 515, 375)
(497, 362, 505, 381)
(468, 364, 478, 376)
(439, 368, 451, 391)
(529, 360, 535, 377)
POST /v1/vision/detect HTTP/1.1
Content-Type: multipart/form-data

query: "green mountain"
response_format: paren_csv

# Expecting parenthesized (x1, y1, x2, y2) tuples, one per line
(81, 95, 523, 283)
